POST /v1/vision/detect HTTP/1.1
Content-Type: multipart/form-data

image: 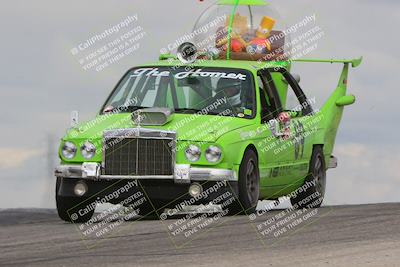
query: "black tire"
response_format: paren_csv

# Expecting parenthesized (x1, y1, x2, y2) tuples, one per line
(290, 146, 326, 209)
(228, 149, 260, 215)
(56, 177, 95, 223)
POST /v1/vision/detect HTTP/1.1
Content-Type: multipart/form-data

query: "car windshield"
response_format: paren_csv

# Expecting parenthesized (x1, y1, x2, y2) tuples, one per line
(101, 66, 255, 118)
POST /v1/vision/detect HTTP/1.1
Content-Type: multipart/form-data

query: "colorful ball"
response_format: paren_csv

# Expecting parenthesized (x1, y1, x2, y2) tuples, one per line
(247, 38, 269, 54)
(230, 39, 245, 52)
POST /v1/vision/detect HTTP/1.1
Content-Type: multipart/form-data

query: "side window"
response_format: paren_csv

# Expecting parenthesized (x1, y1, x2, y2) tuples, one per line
(259, 70, 283, 121)
(257, 73, 276, 122)
(286, 82, 301, 111)
(270, 71, 312, 116)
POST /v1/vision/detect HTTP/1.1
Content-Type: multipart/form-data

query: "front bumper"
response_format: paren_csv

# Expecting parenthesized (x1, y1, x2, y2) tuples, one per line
(57, 178, 239, 205)
(54, 163, 237, 183)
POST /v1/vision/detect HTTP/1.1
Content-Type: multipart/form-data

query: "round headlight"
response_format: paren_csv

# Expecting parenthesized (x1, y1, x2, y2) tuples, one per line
(185, 145, 201, 162)
(81, 141, 96, 160)
(62, 141, 77, 159)
(205, 145, 222, 163)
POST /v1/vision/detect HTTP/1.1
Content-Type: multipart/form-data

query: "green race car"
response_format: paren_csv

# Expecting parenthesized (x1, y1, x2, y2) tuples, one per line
(55, 55, 361, 222)
(55, 0, 362, 223)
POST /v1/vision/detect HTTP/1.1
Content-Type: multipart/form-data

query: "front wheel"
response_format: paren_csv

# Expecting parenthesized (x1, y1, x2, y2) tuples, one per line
(290, 146, 326, 209)
(228, 149, 260, 215)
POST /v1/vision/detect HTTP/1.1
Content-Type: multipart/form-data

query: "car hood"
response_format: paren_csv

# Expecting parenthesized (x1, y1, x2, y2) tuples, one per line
(66, 113, 254, 143)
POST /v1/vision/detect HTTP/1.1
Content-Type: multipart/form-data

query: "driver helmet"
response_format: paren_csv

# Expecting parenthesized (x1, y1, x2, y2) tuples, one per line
(215, 78, 242, 106)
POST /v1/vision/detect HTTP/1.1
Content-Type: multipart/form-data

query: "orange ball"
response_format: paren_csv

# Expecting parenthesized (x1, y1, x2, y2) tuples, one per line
(231, 39, 244, 52)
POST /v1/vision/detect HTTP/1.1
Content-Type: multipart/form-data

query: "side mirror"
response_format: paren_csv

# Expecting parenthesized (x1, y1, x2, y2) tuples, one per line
(336, 95, 356, 107)
(268, 119, 280, 137)
(70, 111, 79, 127)
(268, 112, 291, 139)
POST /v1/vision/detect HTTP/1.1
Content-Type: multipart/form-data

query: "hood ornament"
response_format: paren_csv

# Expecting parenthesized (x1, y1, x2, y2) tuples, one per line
(137, 109, 142, 129)
(131, 107, 174, 126)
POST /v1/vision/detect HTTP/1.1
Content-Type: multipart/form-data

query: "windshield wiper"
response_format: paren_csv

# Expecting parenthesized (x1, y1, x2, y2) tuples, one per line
(124, 105, 149, 112)
(174, 108, 202, 114)
(174, 108, 220, 115)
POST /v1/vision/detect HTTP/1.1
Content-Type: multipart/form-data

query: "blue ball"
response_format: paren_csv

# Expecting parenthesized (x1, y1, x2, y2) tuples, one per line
(246, 44, 267, 54)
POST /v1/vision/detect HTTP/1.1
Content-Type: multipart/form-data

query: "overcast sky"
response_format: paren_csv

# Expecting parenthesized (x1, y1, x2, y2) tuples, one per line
(0, 0, 398, 208)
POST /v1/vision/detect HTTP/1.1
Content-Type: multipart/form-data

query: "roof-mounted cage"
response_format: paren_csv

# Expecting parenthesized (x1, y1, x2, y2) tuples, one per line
(191, 0, 292, 62)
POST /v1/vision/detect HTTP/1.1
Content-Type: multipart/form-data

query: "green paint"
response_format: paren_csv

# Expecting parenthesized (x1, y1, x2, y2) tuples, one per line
(243, 108, 253, 116)
(336, 95, 356, 106)
(226, 0, 240, 60)
(58, 56, 361, 200)
(292, 57, 363, 68)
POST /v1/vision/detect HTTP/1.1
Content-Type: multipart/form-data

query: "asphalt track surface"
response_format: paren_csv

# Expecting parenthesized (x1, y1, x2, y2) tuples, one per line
(1, 203, 400, 267)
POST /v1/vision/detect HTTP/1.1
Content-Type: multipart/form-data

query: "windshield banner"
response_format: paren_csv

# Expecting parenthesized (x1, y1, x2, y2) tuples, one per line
(130, 68, 247, 81)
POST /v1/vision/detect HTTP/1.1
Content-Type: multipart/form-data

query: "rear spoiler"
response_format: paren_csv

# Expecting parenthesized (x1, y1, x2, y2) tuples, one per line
(291, 57, 363, 68)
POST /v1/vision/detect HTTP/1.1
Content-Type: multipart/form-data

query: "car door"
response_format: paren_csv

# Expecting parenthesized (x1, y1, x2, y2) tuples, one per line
(260, 68, 313, 186)
(256, 70, 298, 189)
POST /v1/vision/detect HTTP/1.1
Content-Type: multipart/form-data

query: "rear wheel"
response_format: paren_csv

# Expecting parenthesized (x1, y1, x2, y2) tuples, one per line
(228, 149, 260, 215)
(290, 146, 326, 209)
(56, 177, 95, 223)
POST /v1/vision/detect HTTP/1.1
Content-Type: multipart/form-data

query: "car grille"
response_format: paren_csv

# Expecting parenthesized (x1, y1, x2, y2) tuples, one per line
(103, 129, 175, 176)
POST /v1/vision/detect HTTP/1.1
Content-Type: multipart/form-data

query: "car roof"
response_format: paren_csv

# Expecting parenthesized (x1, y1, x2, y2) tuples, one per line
(141, 59, 290, 72)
